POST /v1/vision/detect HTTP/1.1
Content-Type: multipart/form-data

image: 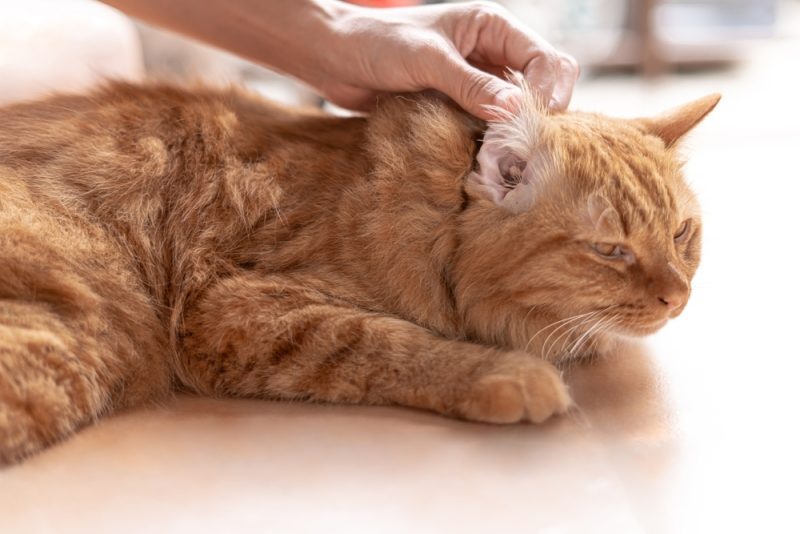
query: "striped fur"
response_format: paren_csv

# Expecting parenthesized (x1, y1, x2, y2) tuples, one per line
(0, 82, 716, 463)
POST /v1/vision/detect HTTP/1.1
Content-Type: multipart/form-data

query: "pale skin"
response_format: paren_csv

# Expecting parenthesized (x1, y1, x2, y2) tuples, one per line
(101, 0, 579, 119)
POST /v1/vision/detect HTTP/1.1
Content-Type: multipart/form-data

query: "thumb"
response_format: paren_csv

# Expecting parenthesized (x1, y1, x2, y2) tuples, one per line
(433, 54, 522, 121)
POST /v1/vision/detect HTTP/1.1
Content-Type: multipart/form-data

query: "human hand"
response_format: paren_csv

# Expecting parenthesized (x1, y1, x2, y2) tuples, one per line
(316, 1, 579, 119)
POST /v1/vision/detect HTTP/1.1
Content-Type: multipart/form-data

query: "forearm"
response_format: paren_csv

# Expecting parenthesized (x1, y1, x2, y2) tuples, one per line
(101, 0, 353, 87)
(102, 0, 579, 120)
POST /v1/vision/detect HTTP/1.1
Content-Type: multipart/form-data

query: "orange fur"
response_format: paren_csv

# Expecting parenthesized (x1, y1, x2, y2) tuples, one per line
(0, 81, 717, 463)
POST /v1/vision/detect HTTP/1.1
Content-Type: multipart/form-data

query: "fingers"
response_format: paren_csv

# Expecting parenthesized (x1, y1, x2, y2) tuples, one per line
(522, 54, 557, 109)
(453, 2, 580, 112)
(523, 51, 579, 111)
(429, 50, 523, 121)
(316, 1, 579, 120)
(547, 54, 580, 111)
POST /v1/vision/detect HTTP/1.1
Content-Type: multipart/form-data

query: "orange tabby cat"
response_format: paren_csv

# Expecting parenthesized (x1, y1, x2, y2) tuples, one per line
(0, 79, 718, 464)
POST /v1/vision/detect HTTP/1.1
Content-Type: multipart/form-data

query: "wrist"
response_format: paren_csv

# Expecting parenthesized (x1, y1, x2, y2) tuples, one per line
(307, 1, 366, 88)
(226, 0, 360, 90)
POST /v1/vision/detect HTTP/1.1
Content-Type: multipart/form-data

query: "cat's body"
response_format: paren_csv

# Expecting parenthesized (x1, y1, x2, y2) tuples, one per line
(0, 81, 717, 463)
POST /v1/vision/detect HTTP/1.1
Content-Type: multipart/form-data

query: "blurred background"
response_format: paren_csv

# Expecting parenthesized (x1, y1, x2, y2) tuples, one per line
(128, 0, 787, 107)
(0, 0, 788, 107)
(1, 1, 799, 533)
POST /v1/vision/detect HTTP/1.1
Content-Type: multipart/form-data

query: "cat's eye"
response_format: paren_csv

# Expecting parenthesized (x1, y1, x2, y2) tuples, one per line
(674, 220, 691, 242)
(591, 242, 629, 261)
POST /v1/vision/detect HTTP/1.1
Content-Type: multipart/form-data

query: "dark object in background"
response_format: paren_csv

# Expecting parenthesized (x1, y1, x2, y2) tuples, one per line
(548, 0, 779, 75)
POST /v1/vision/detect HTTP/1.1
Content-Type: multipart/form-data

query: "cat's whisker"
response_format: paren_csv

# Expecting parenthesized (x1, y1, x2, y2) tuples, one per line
(568, 309, 621, 358)
(579, 314, 621, 359)
(545, 314, 598, 361)
(583, 313, 620, 353)
(540, 304, 619, 360)
(535, 310, 602, 357)
(572, 315, 616, 355)
(567, 319, 601, 358)
(540, 318, 588, 359)
(557, 318, 595, 360)
(561, 305, 620, 352)
(523, 309, 598, 354)
(583, 320, 609, 357)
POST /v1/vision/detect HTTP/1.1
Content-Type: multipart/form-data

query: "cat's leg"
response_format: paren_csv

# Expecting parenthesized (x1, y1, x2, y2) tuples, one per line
(180, 274, 572, 424)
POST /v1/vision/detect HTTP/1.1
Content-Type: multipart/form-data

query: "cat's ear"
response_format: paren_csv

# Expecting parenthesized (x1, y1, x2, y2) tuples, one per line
(637, 94, 721, 148)
(467, 73, 551, 213)
(468, 114, 547, 213)
(469, 128, 536, 212)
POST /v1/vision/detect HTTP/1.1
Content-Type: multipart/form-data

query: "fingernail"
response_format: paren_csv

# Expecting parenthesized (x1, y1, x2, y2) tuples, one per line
(547, 97, 560, 111)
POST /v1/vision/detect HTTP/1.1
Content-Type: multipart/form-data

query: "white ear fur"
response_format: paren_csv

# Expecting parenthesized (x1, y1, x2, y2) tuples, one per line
(468, 73, 549, 214)
(471, 134, 531, 200)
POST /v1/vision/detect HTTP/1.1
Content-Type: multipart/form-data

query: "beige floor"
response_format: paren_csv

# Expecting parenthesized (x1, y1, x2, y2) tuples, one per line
(2, 5, 800, 534)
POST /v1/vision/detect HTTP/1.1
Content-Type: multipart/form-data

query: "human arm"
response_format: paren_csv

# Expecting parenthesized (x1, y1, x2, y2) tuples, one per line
(101, 0, 579, 119)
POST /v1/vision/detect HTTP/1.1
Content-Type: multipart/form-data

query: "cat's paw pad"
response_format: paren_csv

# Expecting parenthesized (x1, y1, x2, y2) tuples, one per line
(461, 358, 572, 424)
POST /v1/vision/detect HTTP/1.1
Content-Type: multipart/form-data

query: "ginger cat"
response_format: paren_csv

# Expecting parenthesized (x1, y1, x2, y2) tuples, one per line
(0, 80, 718, 464)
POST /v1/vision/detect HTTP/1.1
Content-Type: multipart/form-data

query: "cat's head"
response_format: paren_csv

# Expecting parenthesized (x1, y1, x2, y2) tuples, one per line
(457, 79, 718, 352)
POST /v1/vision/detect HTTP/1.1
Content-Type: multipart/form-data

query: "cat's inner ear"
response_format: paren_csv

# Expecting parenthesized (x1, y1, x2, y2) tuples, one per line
(497, 153, 528, 188)
(587, 193, 624, 240)
(469, 124, 543, 213)
(637, 93, 721, 148)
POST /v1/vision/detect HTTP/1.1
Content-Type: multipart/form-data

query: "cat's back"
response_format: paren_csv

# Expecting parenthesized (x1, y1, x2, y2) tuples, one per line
(0, 84, 251, 276)
(0, 82, 298, 195)
(0, 82, 371, 216)
(0, 82, 375, 312)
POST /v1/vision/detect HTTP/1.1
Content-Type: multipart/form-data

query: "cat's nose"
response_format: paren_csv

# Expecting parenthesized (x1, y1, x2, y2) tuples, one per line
(649, 264, 690, 317)
(656, 286, 689, 315)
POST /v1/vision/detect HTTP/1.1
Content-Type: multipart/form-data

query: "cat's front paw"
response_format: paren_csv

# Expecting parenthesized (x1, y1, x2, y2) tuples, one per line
(460, 355, 572, 424)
